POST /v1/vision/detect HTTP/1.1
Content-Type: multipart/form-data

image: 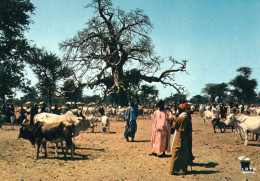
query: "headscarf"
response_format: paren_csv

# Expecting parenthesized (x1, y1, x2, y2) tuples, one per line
(179, 102, 188, 110)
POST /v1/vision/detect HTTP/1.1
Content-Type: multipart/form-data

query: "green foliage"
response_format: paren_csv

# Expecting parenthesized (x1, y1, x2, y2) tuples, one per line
(230, 67, 257, 104)
(164, 93, 187, 104)
(28, 49, 73, 106)
(202, 83, 228, 103)
(189, 95, 208, 104)
(61, 79, 83, 103)
(0, 0, 34, 102)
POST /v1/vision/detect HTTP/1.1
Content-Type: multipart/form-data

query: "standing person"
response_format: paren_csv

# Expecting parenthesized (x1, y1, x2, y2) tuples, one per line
(124, 101, 139, 142)
(150, 100, 173, 157)
(211, 102, 220, 122)
(9, 104, 16, 123)
(99, 106, 105, 116)
(40, 103, 47, 113)
(17, 105, 26, 124)
(169, 103, 193, 175)
(64, 103, 71, 114)
(220, 104, 227, 120)
(30, 103, 38, 125)
(51, 104, 60, 115)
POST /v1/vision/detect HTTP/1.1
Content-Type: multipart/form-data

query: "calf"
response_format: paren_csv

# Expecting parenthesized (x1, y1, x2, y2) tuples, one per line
(212, 118, 226, 133)
(18, 121, 74, 159)
(101, 116, 110, 133)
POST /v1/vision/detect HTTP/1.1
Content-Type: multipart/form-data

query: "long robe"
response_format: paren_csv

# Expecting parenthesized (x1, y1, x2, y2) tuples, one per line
(124, 106, 139, 139)
(151, 110, 172, 154)
(169, 112, 192, 175)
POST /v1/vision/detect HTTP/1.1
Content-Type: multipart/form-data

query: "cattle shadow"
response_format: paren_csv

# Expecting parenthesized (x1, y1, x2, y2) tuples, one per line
(47, 153, 89, 161)
(48, 146, 105, 152)
(75, 146, 105, 152)
(247, 143, 260, 147)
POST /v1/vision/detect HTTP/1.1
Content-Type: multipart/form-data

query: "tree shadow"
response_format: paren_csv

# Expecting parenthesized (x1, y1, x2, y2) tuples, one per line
(192, 162, 219, 168)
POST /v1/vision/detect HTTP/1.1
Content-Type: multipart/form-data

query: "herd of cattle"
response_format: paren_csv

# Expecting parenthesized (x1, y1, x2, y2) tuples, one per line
(1, 103, 260, 160)
(199, 104, 260, 145)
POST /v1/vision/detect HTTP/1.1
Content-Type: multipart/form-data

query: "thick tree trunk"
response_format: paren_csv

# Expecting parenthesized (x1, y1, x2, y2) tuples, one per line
(113, 68, 128, 106)
(115, 89, 128, 107)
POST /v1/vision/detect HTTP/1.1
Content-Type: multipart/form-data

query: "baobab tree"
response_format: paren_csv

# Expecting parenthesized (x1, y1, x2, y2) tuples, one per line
(60, 0, 187, 106)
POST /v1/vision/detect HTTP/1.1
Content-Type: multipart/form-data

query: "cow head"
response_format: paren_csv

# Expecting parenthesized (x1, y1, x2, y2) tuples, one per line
(18, 124, 36, 145)
(225, 114, 235, 125)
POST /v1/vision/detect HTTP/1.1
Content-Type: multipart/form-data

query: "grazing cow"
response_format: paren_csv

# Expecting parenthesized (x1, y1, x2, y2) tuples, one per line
(225, 114, 260, 145)
(18, 120, 75, 159)
(101, 115, 110, 133)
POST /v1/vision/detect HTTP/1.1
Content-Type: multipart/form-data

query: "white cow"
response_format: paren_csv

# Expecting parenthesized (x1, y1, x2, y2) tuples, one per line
(256, 109, 260, 116)
(203, 110, 212, 124)
(225, 114, 260, 145)
(101, 115, 110, 133)
(199, 104, 205, 118)
(116, 107, 127, 121)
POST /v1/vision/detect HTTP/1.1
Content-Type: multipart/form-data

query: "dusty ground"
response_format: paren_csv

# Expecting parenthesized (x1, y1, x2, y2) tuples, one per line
(0, 112, 259, 181)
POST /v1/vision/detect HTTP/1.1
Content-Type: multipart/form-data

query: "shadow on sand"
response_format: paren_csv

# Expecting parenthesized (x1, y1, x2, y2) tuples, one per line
(188, 170, 220, 175)
(185, 162, 220, 175)
(46, 153, 89, 161)
(192, 162, 219, 168)
(87, 131, 117, 134)
(132, 140, 150, 143)
(247, 143, 260, 147)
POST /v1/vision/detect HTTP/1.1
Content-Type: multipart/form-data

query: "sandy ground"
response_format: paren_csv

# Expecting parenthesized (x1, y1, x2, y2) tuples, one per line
(0, 112, 259, 181)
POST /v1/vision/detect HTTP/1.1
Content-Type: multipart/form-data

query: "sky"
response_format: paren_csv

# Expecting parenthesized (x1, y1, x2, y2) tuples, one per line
(24, 0, 260, 99)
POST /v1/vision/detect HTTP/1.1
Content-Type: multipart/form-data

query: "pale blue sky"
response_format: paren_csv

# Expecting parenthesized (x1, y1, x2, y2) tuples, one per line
(25, 0, 260, 99)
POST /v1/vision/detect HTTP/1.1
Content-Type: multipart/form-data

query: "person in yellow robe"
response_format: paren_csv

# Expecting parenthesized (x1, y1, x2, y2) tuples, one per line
(169, 103, 193, 175)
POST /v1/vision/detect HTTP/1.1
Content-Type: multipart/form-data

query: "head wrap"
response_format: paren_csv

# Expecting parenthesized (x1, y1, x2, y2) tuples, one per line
(179, 102, 188, 110)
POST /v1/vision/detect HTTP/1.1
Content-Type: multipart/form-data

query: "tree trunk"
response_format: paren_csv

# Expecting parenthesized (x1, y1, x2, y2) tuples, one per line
(113, 68, 128, 106)
(48, 89, 52, 107)
(115, 89, 128, 107)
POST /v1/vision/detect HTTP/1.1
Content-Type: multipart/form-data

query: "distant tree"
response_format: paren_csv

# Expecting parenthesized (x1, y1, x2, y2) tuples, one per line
(138, 85, 158, 105)
(202, 83, 228, 103)
(164, 93, 187, 104)
(61, 79, 83, 103)
(0, 0, 35, 102)
(29, 49, 72, 106)
(60, 0, 187, 106)
(82, 95, 101, 104)
(21, 86, 39, 103)
(229, 67, 257, 104)
(189, 95, 208, 104)
(125, 69, 158, 104)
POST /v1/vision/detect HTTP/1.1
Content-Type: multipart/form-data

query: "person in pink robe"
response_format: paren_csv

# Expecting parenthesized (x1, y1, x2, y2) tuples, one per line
(150, 100, 172, 157)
